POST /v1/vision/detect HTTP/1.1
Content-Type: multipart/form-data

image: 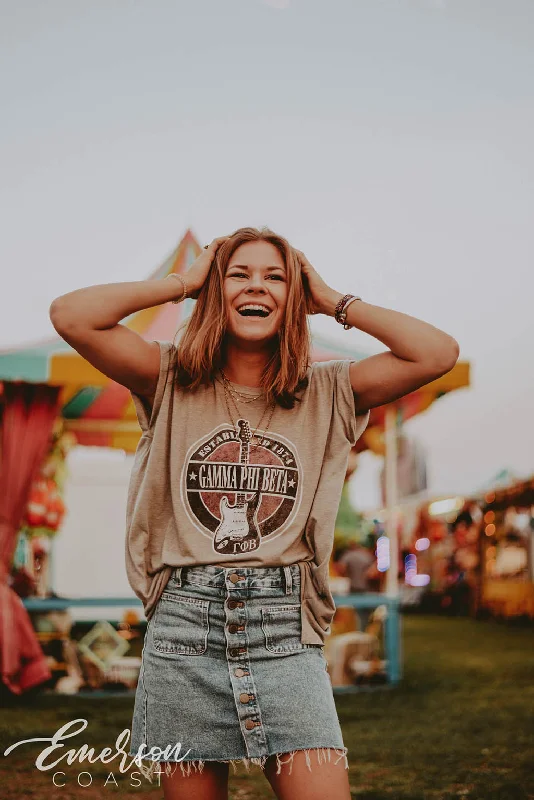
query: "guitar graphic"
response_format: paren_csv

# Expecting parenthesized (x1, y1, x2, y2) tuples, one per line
(213, 419, 262, 555)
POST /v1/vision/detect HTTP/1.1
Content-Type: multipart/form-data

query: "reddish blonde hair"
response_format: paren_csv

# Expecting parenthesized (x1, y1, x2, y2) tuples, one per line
(172, 226, 313, 408)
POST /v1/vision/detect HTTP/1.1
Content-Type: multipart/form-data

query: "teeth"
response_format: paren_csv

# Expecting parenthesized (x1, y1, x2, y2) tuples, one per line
(237, 304, 271, 314)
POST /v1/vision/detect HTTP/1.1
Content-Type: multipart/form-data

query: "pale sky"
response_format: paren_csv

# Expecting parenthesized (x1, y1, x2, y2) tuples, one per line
(1, 0, 533, 510)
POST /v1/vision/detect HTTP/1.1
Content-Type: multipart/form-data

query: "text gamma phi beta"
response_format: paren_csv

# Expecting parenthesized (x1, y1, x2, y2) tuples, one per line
(184, 419, 301, 556)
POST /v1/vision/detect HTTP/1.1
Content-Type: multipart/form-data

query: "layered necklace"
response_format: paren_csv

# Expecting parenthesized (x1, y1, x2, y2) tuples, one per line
(219, 369, 277, 448)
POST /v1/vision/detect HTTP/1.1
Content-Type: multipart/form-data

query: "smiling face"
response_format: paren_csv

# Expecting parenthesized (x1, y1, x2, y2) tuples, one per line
(223, 240, 288, 344)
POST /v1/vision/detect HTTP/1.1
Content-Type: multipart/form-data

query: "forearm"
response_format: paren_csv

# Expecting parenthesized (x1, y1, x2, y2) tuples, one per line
(49, 277, 180, 331)
(322, 291, 459, 367)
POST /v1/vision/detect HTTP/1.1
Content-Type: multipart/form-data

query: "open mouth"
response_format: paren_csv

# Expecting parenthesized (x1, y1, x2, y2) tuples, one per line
(236, 304, 272, 318)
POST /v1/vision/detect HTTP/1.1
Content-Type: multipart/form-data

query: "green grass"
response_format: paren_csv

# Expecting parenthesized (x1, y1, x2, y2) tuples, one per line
(0, 615, 532, 799)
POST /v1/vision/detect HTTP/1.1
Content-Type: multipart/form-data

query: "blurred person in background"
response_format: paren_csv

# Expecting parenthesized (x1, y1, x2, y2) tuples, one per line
(337, 541, 376, 630)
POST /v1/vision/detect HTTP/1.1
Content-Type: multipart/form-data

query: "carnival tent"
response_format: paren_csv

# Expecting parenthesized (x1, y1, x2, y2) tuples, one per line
(0, 229, 470, 456)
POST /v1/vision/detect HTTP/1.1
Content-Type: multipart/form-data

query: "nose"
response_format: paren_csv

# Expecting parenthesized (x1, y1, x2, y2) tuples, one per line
(245, 274, 267, 294)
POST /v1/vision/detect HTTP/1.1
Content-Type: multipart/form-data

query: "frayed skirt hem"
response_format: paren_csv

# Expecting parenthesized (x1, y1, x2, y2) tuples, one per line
(129, 746, 348, 782)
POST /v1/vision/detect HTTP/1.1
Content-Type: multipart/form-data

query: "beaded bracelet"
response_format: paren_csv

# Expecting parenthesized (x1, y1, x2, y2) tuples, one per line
(334, 294, 362, 330)
(167, 273, 188, 304)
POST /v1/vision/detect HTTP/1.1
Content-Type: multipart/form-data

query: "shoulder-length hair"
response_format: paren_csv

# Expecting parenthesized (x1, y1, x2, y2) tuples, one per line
(172, 226, 313, 409)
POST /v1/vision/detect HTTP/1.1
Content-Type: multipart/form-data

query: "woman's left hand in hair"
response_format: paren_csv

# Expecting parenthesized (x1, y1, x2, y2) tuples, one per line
(294, 250, 342, 316)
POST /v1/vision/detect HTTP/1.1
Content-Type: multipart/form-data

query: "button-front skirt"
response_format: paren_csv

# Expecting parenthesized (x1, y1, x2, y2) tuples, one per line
(129, 564, 347, 778)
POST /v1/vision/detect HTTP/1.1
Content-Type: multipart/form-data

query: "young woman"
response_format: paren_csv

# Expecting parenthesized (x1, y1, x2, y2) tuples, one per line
(50, 227, 459, 800)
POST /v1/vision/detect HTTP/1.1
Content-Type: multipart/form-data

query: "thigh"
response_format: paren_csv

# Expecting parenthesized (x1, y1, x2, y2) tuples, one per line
(264, 749, 351, 800)
(160, 760, 229, 800)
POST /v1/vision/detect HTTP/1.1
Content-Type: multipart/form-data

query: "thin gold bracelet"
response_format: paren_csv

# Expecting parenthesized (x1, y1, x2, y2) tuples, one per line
(166, 273, 188, 304)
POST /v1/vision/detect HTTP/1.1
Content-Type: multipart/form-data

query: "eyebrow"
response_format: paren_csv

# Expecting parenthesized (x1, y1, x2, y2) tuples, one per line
(226, 264, 286, 272)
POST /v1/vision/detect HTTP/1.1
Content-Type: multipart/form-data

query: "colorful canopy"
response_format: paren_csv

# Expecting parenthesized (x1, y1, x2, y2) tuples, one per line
(0, 229, 470, 455)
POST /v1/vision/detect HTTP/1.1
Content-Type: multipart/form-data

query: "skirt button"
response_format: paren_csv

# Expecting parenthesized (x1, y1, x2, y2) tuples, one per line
(239, 693, 253, 703)
(234, 668, 247, 677)
(244, 719, 257, 730)
(228, 573, 242, 583)
(228, 624, 239, 634)
(229, 648, 240, 657)
(228, 599, 245, 609)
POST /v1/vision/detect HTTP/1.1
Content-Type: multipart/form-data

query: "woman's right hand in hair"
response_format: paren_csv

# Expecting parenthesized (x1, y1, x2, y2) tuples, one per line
(185, 237, 230, 299)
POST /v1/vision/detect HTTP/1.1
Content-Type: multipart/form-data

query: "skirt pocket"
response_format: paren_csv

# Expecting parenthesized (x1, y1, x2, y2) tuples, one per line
(153, 592, 210, 656)
(261, 604, 310, 654)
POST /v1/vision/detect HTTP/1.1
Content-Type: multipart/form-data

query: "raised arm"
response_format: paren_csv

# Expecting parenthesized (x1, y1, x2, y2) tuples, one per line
(49, 236, 229, 400)
(327, 299, 459, 414)
(49, 279, 181, 398)
(295, 250, 460, 415)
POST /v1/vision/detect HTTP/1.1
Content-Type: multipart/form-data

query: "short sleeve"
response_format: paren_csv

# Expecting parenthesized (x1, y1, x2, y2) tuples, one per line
(130, 340, 176, 433)
(334, 360, 370, 447)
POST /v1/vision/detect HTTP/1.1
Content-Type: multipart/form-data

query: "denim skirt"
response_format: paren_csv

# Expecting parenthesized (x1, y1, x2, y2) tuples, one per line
(129, 564, 347, 778)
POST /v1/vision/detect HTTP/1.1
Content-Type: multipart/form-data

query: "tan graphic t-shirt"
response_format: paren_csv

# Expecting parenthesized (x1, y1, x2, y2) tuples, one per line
(125, 341, 369, 645)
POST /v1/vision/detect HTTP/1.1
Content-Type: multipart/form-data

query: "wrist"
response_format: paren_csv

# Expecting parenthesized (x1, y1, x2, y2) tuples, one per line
(321, 290, 345, 317)
(334, 294, 364, 329)
(165, 273, 189, 304)
(182, 272, 203, 299)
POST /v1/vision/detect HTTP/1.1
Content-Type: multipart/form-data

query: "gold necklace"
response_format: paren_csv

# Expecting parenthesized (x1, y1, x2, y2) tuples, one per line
(222, 382, 276, 448)
(219, 369, 264, 403)
(220, 380, 263, 405)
